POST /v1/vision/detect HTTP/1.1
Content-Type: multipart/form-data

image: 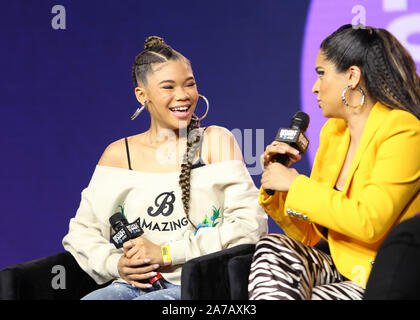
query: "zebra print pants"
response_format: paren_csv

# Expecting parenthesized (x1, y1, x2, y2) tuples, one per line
(248, 234, 365, 300)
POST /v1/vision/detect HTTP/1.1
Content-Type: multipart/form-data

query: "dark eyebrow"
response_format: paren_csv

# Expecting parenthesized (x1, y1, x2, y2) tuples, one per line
(158, 77, 195, 85)
(158, 80, 175, 85)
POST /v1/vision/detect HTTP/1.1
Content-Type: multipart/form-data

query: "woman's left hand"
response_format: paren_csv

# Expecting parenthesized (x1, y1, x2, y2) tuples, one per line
(123, 237, 165, 266)
(261, 162, 299, 192)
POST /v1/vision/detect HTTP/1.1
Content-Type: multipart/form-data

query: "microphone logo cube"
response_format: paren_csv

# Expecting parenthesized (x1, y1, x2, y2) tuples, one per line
(275, 128, 309, 154)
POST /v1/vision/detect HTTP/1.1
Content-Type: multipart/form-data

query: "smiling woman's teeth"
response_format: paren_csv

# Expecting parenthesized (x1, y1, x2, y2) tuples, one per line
(169, 105, 190, 119)
(171, 106, 189, 112)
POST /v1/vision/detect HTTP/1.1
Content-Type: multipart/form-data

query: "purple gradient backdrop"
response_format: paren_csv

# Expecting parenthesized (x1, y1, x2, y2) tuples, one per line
(2, 0, 419, 271)
(0, 1, 310, 269)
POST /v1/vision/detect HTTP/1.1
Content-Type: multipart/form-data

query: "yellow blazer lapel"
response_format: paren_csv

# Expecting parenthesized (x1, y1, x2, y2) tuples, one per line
(328, 128, 350, 188)
(343, 102, 388, 192)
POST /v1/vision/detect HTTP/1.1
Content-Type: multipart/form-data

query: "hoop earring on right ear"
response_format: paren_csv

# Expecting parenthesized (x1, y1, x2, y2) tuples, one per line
(195, 94, 209, 121)
(342, 85, 365, 109)
(130, 101, 147, 120)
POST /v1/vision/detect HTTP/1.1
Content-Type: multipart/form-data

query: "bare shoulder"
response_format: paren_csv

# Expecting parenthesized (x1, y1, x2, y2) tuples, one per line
(201, 125, 244, 163)
(97, 138, 128, 169)
(203, 125, 232, 137)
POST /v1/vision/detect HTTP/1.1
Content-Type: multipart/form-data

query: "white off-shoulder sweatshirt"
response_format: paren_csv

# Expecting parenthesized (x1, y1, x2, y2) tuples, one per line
(62, 160, 268, 285)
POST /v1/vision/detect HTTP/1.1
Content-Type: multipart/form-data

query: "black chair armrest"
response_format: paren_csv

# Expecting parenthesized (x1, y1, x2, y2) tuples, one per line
(181, 237, 331, 300)
(0, 251, 109, 300)
(365, 216, 420, 300)
(228, 253, 254, 300)
(181, 244, 255, 300)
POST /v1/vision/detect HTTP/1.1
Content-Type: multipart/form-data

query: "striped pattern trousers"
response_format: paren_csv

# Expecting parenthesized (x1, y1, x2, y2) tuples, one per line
(248, 234, 364, 300)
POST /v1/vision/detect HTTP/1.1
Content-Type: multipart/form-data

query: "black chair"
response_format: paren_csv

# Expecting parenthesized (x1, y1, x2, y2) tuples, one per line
(180, 244, 256, 300)
(1, 246, 254, 300)
(180, 238, 331, 300)
(364, 215, 420, 300)
(0, 240, 327, 300)
(0, 251, 110, 300)
(227, 253, 255, 300)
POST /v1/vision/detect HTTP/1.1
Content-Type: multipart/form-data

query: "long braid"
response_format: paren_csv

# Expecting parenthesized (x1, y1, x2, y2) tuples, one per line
(365, 36, 407, 110)
(179, 116, 201, 230)
(365, 31, 413, 114)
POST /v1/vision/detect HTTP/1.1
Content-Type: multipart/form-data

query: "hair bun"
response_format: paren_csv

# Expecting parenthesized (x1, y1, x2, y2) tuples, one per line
(144, 36, 166, 49)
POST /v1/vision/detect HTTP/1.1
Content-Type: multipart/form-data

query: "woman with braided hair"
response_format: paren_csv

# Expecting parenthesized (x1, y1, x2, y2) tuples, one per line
(248, 24, 420, 300)
(62, 36, 267, 300)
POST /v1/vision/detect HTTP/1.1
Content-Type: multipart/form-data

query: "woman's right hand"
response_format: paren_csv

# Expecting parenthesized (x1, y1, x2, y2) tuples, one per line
(117, 256, 161, 289)
(261, 141, 301, 168)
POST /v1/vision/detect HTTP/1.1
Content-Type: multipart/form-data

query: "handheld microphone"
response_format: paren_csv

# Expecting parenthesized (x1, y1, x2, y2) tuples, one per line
(109, 212, 167, 290)
(265, 111, 310, 196)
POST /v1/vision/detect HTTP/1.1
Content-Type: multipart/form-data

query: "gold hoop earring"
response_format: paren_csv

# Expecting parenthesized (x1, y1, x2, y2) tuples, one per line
(194, 95, 209, 121)
(342, 85, 365, 109)
(130, 101, 147, 120)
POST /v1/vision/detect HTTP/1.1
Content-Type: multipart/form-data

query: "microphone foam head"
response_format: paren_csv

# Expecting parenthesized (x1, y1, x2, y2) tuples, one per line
(109, 212, 128, 228)
(291, 111, 310, 132)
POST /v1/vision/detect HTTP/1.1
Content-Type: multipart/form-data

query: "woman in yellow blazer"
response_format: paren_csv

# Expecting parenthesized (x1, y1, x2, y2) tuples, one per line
(248, 25, 420, 300)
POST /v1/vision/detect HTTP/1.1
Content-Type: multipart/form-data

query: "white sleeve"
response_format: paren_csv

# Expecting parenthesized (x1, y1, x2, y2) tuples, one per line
(62, 187, 123, 285)
(168, 163, 268, 265)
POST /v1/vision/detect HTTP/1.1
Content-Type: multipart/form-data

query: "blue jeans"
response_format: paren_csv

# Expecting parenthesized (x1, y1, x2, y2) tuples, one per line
(81, 281, 181, 300)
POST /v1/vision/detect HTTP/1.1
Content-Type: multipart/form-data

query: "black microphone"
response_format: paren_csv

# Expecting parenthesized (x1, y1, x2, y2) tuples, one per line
(265, 111, 310, 196)
(109, 212, 167, 290)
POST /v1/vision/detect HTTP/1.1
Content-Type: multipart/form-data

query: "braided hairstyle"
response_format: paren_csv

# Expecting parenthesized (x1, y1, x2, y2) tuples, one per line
(132, 36, 183, 87)
(132, 36, 202, 229)
(320, 24, 420, 119)
(179, 115, 201, 230)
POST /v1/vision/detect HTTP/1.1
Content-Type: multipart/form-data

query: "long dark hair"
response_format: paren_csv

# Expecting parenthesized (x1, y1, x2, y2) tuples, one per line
(320, 24, 420, 119)
(132, 36, 201, 229)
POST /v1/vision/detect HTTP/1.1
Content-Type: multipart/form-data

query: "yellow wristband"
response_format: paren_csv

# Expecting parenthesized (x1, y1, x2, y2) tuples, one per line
(161, 245, 172, 263)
